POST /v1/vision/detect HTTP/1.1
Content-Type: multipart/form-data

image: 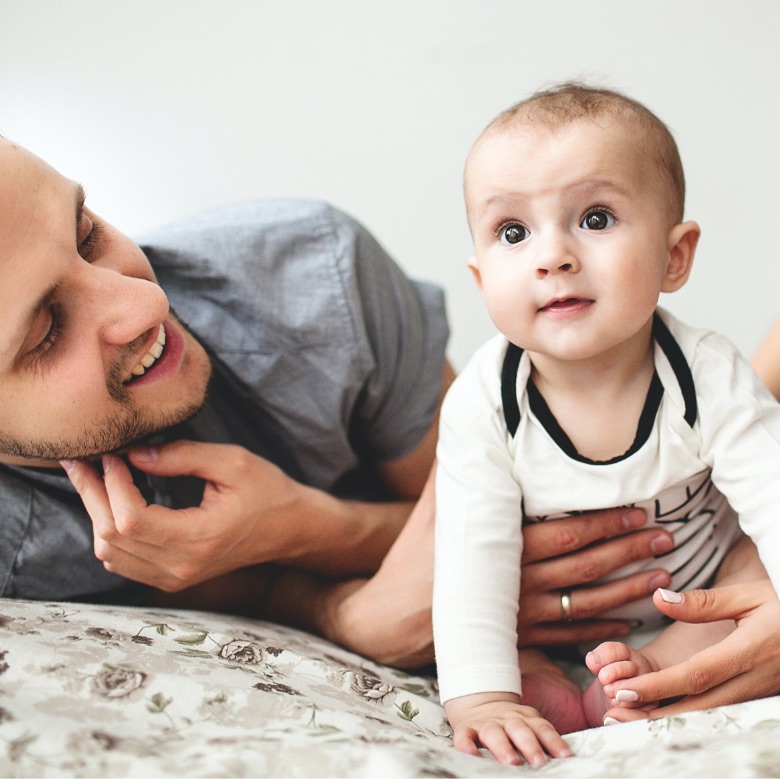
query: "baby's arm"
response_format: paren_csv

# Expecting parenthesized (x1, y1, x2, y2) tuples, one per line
(444, 692, 573, 767)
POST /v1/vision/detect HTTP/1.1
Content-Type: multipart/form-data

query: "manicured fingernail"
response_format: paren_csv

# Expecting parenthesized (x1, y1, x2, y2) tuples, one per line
(131, 446, 159, 463)
(603, 717, 620, 726)
(658, 588, 683, 604)
(615, 689, 639, 702)
(650, 533, 673, 555)
(622, 509, 645, 528)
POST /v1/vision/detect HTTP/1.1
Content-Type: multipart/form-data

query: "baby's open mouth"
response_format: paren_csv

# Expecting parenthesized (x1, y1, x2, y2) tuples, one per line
(541, 297, 590, 311)
(125, 324, 166, 383)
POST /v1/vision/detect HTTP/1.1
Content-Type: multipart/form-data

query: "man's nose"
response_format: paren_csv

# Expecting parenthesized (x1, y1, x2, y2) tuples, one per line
(71, 263, 170, 345)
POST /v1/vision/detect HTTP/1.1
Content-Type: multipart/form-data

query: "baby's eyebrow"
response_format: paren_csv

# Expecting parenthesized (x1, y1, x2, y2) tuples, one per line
(570, 178, 632, 199)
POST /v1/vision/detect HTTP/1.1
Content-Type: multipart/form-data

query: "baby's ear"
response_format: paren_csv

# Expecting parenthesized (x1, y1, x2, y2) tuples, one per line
(662, 221, 700, 292)
(467, 255, 483, 290)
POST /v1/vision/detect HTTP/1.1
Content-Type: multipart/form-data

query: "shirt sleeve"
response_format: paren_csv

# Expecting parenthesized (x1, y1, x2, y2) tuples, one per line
(138, 200, 449, 493)
(329, 208, 450, 462)
(433, 343, 524, 703)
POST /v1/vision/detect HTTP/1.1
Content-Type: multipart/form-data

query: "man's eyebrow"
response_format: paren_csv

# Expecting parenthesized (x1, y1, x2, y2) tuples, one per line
(74, 182, 86, 228)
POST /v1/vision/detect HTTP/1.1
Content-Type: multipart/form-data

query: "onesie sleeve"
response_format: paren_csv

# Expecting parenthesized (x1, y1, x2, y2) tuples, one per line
(433, 341, 525, 703)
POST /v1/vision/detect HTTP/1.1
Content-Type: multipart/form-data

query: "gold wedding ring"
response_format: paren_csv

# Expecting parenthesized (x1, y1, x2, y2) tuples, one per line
(560, 590, 574, 622)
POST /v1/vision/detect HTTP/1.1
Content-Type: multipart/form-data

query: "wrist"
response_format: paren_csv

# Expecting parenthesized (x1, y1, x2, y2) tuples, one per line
(445, 691, 522, 724)
(274, 483, 409, 575)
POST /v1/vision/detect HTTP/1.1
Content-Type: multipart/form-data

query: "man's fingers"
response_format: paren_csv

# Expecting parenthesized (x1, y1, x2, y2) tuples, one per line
(521, 576, 654, 624)
(521, 507, 649, 565)
(522, 530, 672, 593)
(518, 620, 632, 647)
(60, 460, 117, 538)
(127, 440, 250, 485)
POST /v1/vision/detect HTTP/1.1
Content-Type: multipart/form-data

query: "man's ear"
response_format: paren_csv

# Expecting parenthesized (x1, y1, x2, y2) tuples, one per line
(662, 221, 700, 293)
(467, 255, 483, 290)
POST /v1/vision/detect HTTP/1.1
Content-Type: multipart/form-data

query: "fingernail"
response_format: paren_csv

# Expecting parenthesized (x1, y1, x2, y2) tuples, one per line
(615, 689, 639, 702)
(649, 572, 670, 590)
(131, 446, 159, 463)
(658, 588, 683, 604)
(650, 534, 673, 555)
(622, 509, 646, 529)
(59, 460, 75, 474)
(101, 455, 114, 474)
(603, 717, 620, 726)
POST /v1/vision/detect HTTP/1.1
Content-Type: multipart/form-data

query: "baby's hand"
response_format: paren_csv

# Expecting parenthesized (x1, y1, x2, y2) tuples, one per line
(445, 692, 574, 767)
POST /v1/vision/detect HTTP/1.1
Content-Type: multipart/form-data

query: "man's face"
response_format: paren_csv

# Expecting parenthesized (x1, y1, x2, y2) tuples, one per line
(0, 140, 211, 464)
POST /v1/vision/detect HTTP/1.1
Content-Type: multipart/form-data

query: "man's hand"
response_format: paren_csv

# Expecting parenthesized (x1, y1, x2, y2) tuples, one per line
(317, 483, 674, 667)
(61, 442, 309, 591)
(517, 508, 674, 645)
(601, 580, 780, 718)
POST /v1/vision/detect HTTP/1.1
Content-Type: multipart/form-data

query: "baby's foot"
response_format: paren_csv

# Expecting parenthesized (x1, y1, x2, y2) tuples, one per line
(581, 641, 659, 727)
(520, 665, 588, 735)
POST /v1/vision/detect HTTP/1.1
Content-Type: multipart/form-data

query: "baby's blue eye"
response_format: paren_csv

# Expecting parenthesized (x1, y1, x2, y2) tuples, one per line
(499, 224, 529, 245)
(581, 210, 615, 230)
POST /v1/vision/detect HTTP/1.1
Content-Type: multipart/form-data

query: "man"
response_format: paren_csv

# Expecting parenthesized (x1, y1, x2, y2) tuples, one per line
(1, 137, 775, 712)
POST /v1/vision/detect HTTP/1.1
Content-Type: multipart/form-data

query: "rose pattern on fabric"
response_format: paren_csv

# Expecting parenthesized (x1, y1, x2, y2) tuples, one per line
(219, 639, 265, 665)
(0, 598, 775, 777)
(90, 665, 146, 699)
(349, 673, 395, 704)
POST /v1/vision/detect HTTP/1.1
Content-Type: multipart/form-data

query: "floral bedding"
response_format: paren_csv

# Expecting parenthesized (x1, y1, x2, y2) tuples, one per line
(0, 598, 777, 778)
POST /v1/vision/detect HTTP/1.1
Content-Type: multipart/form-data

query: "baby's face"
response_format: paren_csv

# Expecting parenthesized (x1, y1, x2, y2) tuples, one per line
(465, 119, 682, 365)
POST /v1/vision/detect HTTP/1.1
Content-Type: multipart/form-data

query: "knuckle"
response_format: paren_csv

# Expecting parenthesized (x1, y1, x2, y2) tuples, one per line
(229, 447, 255, 477)
(169, 561, 204, 586)
(576, 561, 603, 583)
(94, 524, 120, 545)
(687, 665, 716, 694)
(553, 526, 583, 554)
(113, 511, 141, 537)
(93, 540, 111, 563)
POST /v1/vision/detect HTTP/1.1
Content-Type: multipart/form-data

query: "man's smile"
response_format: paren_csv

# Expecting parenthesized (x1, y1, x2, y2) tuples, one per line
(125, 324, 166, 383)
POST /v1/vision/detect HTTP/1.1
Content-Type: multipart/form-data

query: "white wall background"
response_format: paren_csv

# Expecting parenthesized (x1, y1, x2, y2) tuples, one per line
(1, 0, 778, 369)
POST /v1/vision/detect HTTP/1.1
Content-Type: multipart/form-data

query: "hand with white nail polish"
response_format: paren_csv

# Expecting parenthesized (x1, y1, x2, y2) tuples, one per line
(578, 536, 776, 726)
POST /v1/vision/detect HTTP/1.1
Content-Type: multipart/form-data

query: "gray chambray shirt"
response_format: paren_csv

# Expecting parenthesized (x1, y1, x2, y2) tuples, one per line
(0, 200, 449, 603)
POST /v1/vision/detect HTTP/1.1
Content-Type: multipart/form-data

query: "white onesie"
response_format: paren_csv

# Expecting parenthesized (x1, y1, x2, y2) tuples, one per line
(433, 309, 780, 703)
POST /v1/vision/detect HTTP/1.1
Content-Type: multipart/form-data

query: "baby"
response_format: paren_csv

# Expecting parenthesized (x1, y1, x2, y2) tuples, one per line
(433, 83, 780, 767)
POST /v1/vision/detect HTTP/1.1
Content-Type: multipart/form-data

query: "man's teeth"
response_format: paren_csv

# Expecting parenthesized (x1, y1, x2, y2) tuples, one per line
(130, 325, 166, 378)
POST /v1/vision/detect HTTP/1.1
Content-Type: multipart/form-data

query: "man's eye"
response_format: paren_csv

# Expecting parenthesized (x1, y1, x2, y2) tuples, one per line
(581, 210, 615, 231)
(77, 216, 102, 259)
(499, 223, 529, 245)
